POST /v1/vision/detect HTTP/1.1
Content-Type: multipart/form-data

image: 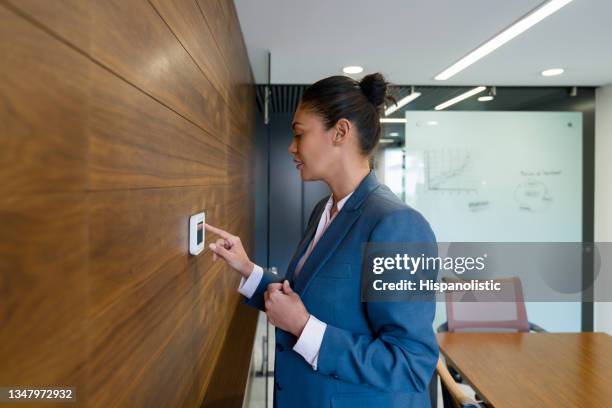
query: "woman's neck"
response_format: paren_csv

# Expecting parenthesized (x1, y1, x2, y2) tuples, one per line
(326, 161, 371, 205)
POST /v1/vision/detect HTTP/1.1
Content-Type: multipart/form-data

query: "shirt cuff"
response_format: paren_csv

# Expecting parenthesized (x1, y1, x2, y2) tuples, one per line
(292, 315, 327, 371)
(238, 264, 264, 298)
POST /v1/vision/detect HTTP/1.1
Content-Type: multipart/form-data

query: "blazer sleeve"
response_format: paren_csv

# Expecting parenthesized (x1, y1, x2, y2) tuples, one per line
(315, 208, 439, 393)
(243, 197, 328, 312)
(242, 268, 283, 312)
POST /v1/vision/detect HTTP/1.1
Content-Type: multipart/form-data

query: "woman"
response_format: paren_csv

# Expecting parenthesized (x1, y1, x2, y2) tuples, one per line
(206, 73, 438, 407)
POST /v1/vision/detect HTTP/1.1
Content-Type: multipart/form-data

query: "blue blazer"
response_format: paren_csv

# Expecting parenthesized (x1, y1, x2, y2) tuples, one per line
(245, 171, 438, 408)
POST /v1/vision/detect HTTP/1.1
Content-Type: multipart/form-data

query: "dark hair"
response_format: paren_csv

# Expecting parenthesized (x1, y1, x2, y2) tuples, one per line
(299, 73, 395, 155)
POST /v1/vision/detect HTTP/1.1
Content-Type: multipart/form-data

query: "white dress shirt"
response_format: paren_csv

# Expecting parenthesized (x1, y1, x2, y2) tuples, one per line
(238, 192, 354, 370)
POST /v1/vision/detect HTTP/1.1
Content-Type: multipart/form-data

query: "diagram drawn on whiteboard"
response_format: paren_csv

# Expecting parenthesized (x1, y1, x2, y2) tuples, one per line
(514, 180, 553, 212)
(424, 148, 479, 193)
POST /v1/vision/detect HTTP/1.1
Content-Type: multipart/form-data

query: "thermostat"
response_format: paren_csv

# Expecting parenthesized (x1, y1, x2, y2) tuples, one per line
(189, 212, 205, 255)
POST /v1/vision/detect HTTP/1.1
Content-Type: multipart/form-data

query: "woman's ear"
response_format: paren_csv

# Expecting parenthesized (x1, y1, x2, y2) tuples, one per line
(333, 118, 351, 145)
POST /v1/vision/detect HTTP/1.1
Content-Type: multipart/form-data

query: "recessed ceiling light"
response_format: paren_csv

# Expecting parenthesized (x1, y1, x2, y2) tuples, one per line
(380, 138, 394, 143)
(434, 0, 574, 81)
(541, 68, 565, 77)
(435, 86, 487, 110)
(389, 132, 399, 137)
(478, 95, 494, 102)
(343, 65, 364, 74)
(427, 121, 439, 126)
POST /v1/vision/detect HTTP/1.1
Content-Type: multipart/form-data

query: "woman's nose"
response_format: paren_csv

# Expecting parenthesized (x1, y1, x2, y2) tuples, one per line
(288, 138, 297, 154)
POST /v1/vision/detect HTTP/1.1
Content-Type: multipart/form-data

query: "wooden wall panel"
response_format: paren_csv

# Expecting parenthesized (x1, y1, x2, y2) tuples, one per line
(0, 8, 90, 400)
(10, 0, 230, 142)
(1, 0, 257, 407)
(218, 0, 254, 113)
(201, 304, 259, 407)
(0, 193, 89, 395)
(0, 4, 88, 195)
(89, 66, 228, 190)
(197, 0, 252, 86)
(147, 0, 232, 106)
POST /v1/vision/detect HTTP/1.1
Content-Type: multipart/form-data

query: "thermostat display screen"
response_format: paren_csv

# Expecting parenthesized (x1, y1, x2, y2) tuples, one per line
(197, 221, 203, 244)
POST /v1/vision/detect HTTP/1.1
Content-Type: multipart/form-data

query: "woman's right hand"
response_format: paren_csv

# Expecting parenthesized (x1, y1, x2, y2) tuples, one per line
(204, 223, 254, 278)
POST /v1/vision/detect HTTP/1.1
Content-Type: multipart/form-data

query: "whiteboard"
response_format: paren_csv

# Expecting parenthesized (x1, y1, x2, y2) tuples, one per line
(402, 111, 583, 331)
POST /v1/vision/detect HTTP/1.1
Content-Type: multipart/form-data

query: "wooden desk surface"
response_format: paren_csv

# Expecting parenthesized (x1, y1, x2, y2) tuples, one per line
(437, 332, 612, 408)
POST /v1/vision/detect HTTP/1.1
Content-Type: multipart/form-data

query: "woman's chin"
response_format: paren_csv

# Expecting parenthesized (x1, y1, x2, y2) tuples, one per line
(298, 166, 314, 181)
(299, 170, 321, 182)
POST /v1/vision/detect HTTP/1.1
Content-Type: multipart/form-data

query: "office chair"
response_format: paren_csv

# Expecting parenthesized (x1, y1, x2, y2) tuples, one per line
(436, 357, 482, 408)
(436, 276, 545, 406)
(437, 277, 545, 333)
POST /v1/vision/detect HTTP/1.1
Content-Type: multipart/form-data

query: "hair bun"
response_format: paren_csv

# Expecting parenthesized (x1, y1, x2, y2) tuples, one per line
(359, 72, 388, 108)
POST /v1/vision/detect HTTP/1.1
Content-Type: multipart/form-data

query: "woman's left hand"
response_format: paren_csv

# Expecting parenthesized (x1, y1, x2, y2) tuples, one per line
(264, 280, 310, 337)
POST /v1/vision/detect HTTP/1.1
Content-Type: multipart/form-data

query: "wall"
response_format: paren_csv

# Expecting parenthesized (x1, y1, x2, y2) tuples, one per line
(594, 84, 612, 334)
(0, 1, 257, 407)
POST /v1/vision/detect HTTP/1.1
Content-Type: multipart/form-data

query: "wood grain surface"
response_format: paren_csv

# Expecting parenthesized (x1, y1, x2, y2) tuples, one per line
(437, 332, 612, 408)
(0, 1, 256, 407)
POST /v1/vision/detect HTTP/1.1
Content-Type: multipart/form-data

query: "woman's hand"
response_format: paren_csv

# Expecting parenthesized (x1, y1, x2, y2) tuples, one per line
(204, 223, 254, 278)
(264, 280, 310, 337)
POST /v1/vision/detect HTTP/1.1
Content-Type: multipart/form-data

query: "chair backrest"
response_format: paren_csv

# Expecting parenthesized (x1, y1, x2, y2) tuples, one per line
(444, 276, 530, 332)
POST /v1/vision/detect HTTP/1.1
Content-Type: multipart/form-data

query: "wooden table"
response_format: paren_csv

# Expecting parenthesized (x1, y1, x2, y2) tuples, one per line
(437, 332, 612, 407)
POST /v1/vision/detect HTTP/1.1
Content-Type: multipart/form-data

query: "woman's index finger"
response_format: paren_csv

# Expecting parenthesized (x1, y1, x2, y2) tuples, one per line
(204, 223, 233, 239)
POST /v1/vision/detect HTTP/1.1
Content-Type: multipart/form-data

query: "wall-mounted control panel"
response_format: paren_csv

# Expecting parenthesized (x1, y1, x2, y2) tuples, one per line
(189, 212, 205, 255)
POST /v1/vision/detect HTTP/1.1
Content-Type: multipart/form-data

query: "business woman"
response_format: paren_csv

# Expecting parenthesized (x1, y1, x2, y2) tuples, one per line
(206, 73, 438, 407)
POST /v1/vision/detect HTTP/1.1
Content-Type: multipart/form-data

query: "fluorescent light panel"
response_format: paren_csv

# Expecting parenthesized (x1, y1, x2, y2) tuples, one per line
(435, 86, 486, 110)
(380, 118, 407, 123)
(384, 91, 422, 116)
(435, 0, 573, 81)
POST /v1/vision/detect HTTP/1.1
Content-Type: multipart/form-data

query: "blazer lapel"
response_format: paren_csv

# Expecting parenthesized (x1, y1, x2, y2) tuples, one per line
(292, 171, 381, 294)
(285, 200, 326, 281)
(293, 209, 362, 293)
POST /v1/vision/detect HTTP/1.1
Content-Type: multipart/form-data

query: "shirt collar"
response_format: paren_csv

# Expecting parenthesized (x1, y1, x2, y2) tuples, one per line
(324, 191, 354, 213)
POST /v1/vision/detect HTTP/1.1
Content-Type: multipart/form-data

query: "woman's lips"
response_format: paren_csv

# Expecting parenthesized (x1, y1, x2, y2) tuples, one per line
(294, 159, 304, 169)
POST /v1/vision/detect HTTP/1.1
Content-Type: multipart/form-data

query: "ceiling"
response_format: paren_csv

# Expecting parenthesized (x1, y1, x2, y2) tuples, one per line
(254, 84, 592, 115)
(234, 0, 612, 86)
